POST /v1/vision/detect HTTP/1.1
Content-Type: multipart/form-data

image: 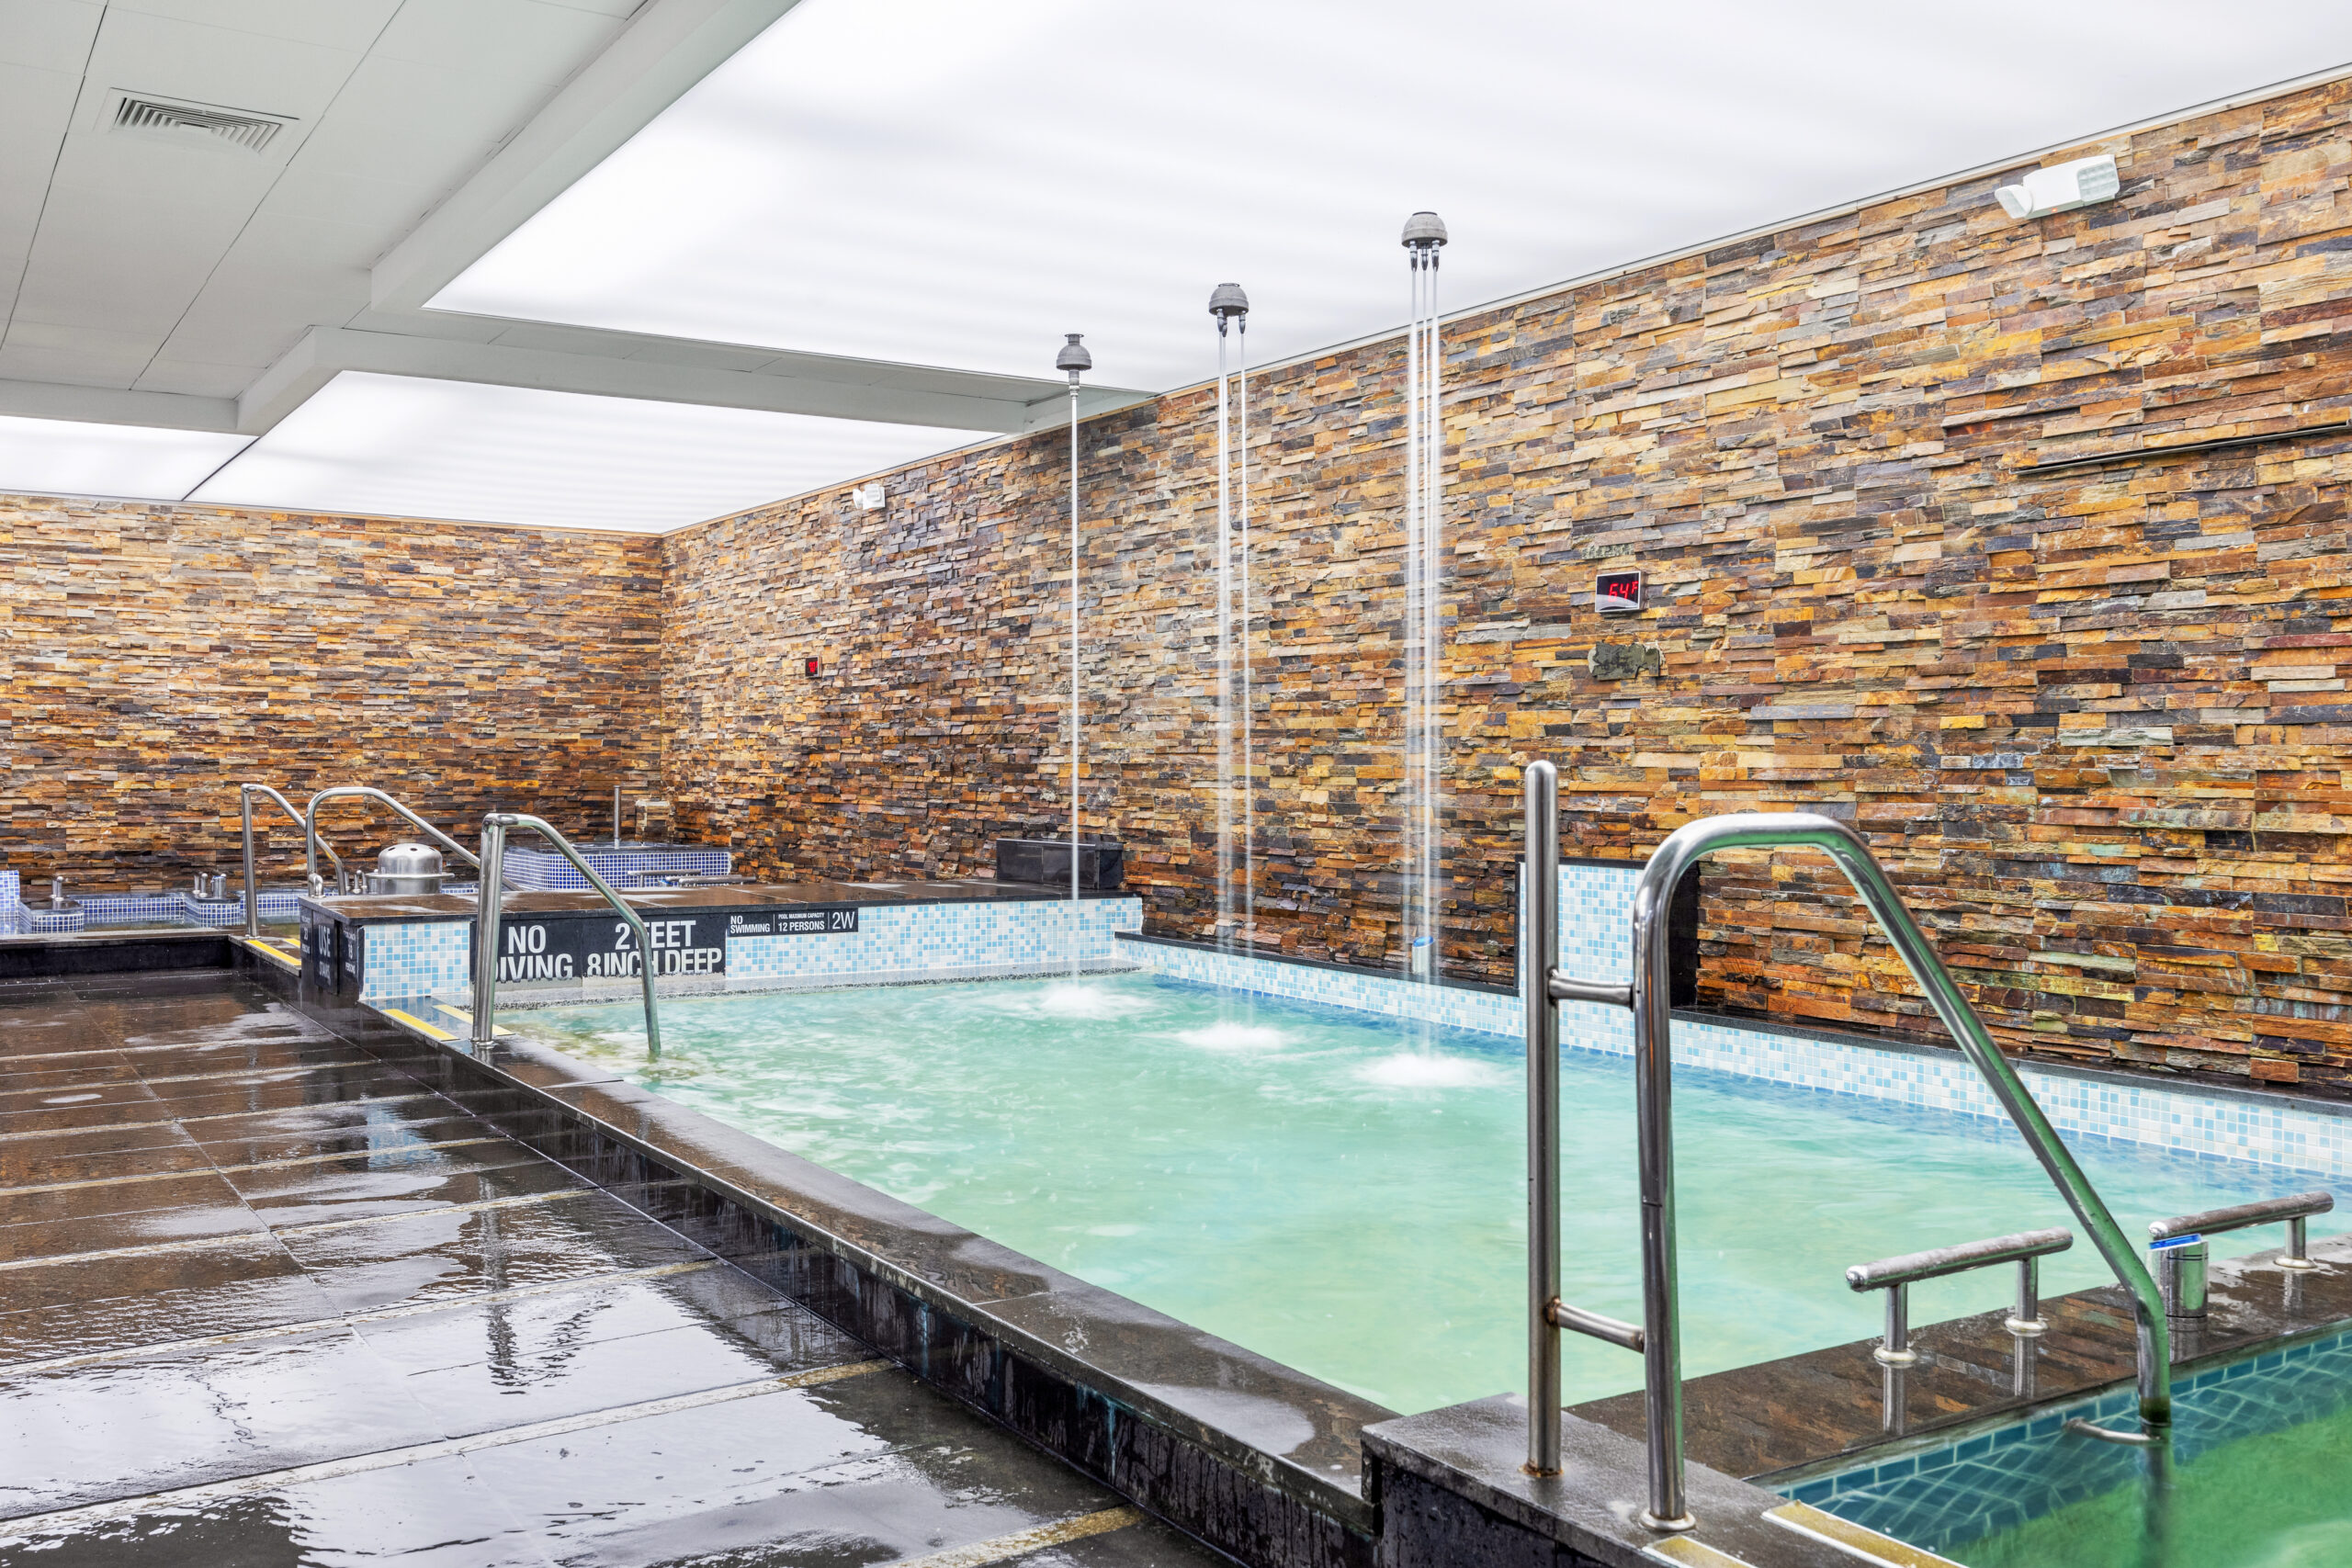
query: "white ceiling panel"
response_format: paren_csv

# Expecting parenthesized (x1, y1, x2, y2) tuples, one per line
(81, 6, 361, 122)
(0, 409, 245, 500)
(0, 0, 100, 73)
(436, 0, 2352, 391)
(103, 0, 404, 54)
(192, 371, 989, 532)
(372, 0, 620, 73)
(136, 356, 267, 398)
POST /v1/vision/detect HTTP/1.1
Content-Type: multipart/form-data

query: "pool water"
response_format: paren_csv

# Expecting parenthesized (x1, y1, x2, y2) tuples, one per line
(1810, 1329, 2352, 1567)
(512, 973, 2346, 1416)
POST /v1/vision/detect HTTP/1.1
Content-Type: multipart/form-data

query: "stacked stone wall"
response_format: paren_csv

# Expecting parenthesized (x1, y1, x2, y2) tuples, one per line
(663, 77, 2352, 1093)
(0, 498, 663, 893)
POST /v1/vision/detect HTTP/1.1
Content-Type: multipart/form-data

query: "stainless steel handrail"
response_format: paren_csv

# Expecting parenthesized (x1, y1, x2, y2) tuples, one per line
(302, 785, 508, 895)
(470, 813, 661, 1058)
(1521, 766, 2175, 1531)
(240, 784, 345, 938)
(1847, 1228, 2073, 1363)
(2150, 1190, 2332, 1264)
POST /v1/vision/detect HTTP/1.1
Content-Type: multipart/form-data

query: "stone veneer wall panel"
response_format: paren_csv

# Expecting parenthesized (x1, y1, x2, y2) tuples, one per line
(0, 496, 663, 892)
(662, 79, 2352, 1096)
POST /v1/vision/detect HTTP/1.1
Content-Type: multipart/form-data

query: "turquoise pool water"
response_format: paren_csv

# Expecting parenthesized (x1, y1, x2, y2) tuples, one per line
(511, 973, 2346, 1416)
(1804, 1328, 2352, 1567)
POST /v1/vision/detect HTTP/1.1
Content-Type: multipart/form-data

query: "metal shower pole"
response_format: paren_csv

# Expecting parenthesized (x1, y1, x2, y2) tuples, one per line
(1401, 210, 1447, 982)
(1210, 283, 1250, 953)
(1056, 333, 1091, 976)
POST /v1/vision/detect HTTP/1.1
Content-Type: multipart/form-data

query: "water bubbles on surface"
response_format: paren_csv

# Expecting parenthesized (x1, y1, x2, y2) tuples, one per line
(1357, 1053, 1506, 1089)
(1175, 1022, 1288, 1052)
(1030, 983, 1156, 1020)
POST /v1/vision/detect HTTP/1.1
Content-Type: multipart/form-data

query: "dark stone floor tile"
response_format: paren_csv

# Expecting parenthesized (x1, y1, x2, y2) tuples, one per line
(234, 1155, 578, 1228)
(133, 1070, 438, 1122)
(0, 1235, 301, 1315)
(70, 972, 267, 1004)
(467, 1372, 1127, 1568)
(0, 1100, 175, 1136)
(198, 1116, 499, 1172)
(0, 1077, 161, 1116)
(0, 1270, 341, 1368)
(0, 1169, 245, 1231)
(277, 1190, 710, 1316)
(0, 1060, 137, 1094)
(0, 1328, 446, 1517)
(0, 1201, 270, 1269)
(0, 1467, 559, 1568)
(0, 1130, 206, 1188)
(0, 1026, 119, 1061)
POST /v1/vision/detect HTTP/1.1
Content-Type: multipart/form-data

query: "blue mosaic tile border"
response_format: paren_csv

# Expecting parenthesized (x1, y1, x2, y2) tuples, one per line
(1124, 864, 2352, 1180)
(1783, 1325, 2352, 1553)
(358, 896, 1146, 1003)
(360, 919, 472, 1002)
(501, 845, 732, 891)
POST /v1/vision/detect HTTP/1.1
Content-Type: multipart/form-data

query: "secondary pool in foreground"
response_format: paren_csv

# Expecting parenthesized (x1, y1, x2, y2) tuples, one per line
(512, 972, 2346, 1416)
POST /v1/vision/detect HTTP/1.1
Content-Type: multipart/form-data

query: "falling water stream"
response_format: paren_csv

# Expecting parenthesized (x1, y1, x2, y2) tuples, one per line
(1401, 212, 1447, 983)
(1211, 283, 1253, 954)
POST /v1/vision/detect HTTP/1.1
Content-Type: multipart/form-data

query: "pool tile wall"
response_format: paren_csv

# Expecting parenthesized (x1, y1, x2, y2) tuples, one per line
(355, 895, 1145, 1003)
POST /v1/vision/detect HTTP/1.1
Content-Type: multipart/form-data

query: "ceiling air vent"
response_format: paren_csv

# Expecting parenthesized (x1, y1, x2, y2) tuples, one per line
(111, 95, 289, 155)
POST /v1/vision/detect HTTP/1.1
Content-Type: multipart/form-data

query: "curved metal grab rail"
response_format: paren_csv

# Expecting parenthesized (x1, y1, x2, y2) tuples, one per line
(1522, 764, 2172, 1532)
(302, 785, 506, 895)
(469, 813, 661, 1058)
(240, 784, 345, 938)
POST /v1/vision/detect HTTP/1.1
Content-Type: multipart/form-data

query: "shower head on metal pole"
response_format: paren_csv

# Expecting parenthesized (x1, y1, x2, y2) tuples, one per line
(1057, 332, 1091, 386)
(1208, 282, 1250, 336)
(1401, 209, 1448, 252)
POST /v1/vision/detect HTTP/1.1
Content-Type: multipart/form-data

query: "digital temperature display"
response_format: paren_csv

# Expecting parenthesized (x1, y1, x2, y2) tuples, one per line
(1595, 570, 1643, 614)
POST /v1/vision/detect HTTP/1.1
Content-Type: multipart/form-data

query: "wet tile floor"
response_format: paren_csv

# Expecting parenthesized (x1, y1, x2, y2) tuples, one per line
(0, 970, 1222, 1567)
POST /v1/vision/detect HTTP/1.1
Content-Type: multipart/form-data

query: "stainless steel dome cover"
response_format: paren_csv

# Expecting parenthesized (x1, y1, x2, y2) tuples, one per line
(376, 843, 445, 877)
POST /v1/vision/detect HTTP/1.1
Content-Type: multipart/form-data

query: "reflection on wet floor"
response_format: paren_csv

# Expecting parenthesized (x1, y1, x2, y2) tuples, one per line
(0, 970, 1215, 1566)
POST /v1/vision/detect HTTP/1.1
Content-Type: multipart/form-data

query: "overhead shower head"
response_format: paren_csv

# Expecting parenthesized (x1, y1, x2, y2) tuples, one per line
(1207, 282, 1250, 320)
(1056, 333, 1092, 378)
(1400, 210, 1448, 249)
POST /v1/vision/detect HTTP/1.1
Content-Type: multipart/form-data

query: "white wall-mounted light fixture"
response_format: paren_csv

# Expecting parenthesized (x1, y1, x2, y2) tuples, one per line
(1995, 154, 2120, 220)
(852, 481, 886, 511)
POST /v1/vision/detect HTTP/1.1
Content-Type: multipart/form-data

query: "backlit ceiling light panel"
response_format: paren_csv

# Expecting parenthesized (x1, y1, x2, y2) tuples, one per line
(0, 415, 248, 503)
(192, 374, 987, 533)
(435, 0, 2352, 392)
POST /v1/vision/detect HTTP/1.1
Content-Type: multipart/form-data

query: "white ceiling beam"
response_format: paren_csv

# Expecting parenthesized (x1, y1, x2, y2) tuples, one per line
(236, 322, 1153, 434)
(370, 0, 810, 314)
(0, 379, 239, 434)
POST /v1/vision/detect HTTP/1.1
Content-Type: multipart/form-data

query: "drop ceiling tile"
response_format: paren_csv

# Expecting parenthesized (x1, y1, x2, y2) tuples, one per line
(254, 162, 436, 230)
(11, 185, 254, 333)
(283, 56, 528, 183)
(46, 126, 281, 208)
(134, 357, 266, 398)
(84, 6, 361, 125)
(157, 284, 361, 363)
(5, 317, 164, 355)
(531, 0, 644, 19)
(0, 341, 156, 386)
(370, 0, 620, 74)
(0, 0, 101, 73)
(0, 61, 80, 186)
(103, 0, 402, 54)
(215, 209, 390, 276)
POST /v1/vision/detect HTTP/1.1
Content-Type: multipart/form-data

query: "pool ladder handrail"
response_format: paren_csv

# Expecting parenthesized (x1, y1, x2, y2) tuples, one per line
(470, 813, 662, 1059)
(239, 784, 346, 938)
(301, 785, 516, 897)
(1846, 1226, 2073, 1364)
(1522, 763, 2173, 1533)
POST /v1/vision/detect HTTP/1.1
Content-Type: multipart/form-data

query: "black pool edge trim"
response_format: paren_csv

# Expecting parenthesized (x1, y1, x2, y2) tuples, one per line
(0, 928, 231, 978)
(1114, 931, 2352, 1123)
(237, 947, 1386, 1568)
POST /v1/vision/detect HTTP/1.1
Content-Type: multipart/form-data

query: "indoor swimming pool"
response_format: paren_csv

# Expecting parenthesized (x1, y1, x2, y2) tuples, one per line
(509, 972, 2349, 1416)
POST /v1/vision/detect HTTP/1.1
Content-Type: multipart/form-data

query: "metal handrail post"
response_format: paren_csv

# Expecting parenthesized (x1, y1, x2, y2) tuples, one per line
(1632, 814, 2172, 1454)
(303, 785, 501, 894)
(470, 817, 508, 1049)
(1628, 829, 1693, 1530)
(471, 812, 661, 1058)
(241, 786, 260, 939)
(1525, 761, 1563, 1475)
(240, 784, 344, 935)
